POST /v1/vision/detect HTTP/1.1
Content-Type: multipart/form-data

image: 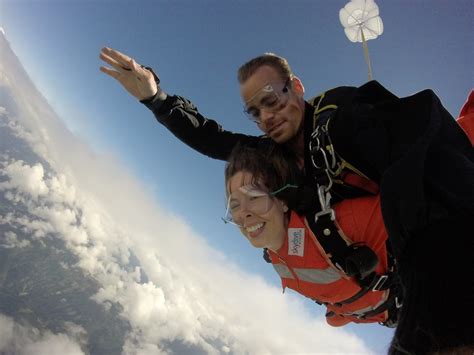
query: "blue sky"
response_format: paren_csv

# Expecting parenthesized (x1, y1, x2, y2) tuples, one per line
(1, 0, 472, 352)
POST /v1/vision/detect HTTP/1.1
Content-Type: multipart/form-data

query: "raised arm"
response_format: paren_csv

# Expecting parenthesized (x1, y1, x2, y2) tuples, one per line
(100, 47, 261, 161)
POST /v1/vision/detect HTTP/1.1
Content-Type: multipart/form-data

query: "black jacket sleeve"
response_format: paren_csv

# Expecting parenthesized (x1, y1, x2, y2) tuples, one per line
(141, 93, 262, 161)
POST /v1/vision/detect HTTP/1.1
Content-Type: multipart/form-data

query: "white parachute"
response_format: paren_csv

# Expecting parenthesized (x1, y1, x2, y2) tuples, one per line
(339, 0, 383, 80)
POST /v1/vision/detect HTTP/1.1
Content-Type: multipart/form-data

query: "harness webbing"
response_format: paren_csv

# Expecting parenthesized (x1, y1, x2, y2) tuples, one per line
(305, 92, 401, 319)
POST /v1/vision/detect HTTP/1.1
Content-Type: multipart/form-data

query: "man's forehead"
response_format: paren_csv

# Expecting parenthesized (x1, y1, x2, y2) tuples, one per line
(240, 66, 282, 99)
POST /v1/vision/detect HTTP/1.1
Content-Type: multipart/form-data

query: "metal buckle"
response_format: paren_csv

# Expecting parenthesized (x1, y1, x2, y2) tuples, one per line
(372, 275, 388, 291)
(309, 120, 340, 175)
(309, 129, 323, 169)
(314, 185, 335, 222)
(314, 208, 335, 222)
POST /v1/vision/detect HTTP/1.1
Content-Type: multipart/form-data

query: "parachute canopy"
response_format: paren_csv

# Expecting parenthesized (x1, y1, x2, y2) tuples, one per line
(339, 0, 383, 43)
(339, 0, 383, 80)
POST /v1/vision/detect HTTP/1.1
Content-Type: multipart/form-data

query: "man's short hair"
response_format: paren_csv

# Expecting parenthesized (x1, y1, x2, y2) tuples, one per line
(237, 53, 294, 83)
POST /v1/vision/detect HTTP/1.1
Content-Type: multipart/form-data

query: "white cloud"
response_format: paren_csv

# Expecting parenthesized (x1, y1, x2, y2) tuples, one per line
(1, 231, 31, 248)
(0, 212, 54, 239)
(0, 160, 49, 199)
(0, 314, 85, 355)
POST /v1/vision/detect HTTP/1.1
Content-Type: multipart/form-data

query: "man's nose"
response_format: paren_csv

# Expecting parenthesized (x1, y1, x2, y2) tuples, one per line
(259, 109, 276, 125)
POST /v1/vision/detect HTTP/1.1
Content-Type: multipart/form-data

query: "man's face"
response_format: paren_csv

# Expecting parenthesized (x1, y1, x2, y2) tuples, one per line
(240, 65, 305, 144)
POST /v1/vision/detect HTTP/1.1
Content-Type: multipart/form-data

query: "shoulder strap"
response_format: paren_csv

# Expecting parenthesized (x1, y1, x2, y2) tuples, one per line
(308, 93, 379, 197)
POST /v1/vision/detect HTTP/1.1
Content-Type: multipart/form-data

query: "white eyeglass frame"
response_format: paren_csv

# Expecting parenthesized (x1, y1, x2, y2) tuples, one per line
(243, 78, 291, 124)
(222, 184, 297, 227)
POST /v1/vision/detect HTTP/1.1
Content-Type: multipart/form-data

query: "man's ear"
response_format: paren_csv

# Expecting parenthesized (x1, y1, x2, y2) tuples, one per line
(291, 76, 305, 97)
(283, 204, 289, 213)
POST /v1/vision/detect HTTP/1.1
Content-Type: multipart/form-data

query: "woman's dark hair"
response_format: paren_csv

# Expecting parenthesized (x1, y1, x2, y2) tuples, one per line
(224, 142, 298, 195)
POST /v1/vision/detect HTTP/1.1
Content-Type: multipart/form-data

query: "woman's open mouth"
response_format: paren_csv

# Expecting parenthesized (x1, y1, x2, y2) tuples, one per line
(246, 222, 265, 237)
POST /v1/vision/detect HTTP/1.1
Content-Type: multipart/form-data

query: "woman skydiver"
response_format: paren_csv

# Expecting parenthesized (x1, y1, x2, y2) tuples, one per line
(223, 143, 400, 328)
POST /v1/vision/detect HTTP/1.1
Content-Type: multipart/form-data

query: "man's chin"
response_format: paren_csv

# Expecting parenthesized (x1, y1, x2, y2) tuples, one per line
(271, 132, 291, 144)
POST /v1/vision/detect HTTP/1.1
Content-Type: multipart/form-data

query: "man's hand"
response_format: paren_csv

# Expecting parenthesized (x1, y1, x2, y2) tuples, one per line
(100, 47, 159, 101)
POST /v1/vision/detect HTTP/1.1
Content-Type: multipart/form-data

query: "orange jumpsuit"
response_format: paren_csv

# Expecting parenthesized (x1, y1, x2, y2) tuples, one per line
(268, 195, 391, 326)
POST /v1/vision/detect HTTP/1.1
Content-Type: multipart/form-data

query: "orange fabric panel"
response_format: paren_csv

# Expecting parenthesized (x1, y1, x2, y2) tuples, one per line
(457, 90, 474, 146)
(340, 171, 380, 195)
(333, 195, 389, 276)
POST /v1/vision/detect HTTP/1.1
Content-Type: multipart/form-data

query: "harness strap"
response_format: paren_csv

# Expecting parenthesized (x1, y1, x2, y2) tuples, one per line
(309, 102, 378, 197)
(333, 271, 398, 307)
(324, 286, 401, 327)
(355, 286, 401, 321)
(305, 208, 380, 282)
(306, 205, 401, 307)
(305, 212, 351, 275)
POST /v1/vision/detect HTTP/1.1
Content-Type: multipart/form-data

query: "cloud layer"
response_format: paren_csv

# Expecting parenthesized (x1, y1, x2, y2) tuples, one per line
(0, 314, 85, 355)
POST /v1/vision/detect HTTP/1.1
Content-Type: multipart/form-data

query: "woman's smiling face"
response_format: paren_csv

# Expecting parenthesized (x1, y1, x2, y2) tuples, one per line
(226, 171, 288, 252)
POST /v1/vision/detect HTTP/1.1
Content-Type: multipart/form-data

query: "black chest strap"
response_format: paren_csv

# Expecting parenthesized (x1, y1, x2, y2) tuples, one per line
(304, 187, 400, 308)
(305, 209, 379, 281)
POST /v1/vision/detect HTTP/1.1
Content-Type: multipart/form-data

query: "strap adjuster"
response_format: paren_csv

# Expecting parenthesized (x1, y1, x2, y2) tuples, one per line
(372, 274, 389, 291)
(314, 185, 335, 222)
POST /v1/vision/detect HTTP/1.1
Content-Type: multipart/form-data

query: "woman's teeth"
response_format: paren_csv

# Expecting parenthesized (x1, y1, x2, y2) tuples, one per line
(246, 223, 264, 233)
